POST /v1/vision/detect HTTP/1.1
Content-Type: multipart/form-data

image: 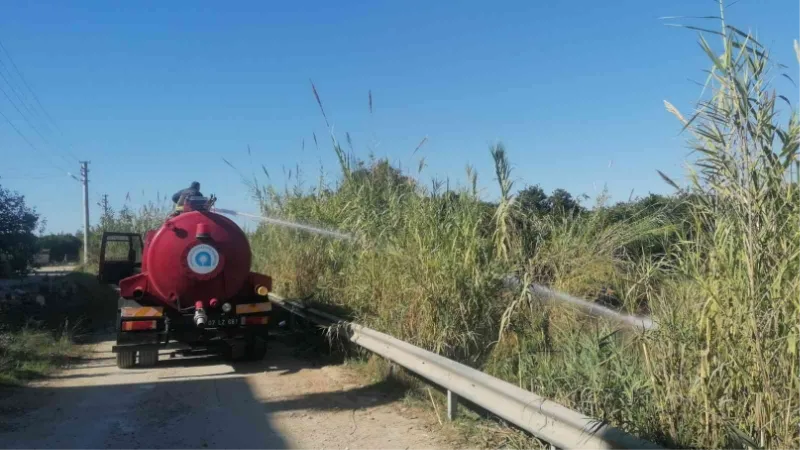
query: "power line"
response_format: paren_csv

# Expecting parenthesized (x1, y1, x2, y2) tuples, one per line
(0, 174, 64, 181)
(0, 58, 47, 133)
(0, 106, 69, 175)
(0, 59, 76, 163)
(0, 36, 80, 161)
(0, 78, 73, 166)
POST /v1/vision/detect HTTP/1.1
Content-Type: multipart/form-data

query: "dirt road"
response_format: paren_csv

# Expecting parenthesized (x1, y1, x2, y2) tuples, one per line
(0, 339, 451, 449)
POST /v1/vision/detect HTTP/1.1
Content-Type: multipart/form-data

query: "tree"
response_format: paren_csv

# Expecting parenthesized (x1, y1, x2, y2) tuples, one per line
(547, 188, 582, 215)
(516, 185, 583, 216)
(516, 185, 549, 215)
(0, 184, 40, 276)
(346, 159, 415, 193)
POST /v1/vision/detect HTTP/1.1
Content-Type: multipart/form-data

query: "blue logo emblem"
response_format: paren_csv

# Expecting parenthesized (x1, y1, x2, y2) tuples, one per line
(187, 244, 219, 274)
(195, 251, 212, 267)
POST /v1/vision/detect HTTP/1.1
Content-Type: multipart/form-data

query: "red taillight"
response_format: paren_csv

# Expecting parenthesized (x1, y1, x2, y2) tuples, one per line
(240, 316, 268, 326)
(121, 320, 157, 331)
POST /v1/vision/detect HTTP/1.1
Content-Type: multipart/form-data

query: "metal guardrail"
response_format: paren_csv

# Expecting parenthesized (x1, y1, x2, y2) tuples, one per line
(269, 293, 662, 450)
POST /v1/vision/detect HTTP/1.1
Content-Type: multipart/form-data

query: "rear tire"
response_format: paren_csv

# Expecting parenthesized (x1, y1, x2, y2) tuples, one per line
(116, 351, 136, 369)
(138, 349, 159, 367)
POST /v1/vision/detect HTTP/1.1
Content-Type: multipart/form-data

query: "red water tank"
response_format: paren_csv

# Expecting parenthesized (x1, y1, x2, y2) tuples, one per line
(122, 210, 252, 310)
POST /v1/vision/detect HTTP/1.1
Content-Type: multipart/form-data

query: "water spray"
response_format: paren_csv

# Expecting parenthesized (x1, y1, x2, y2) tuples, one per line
(504, 277, 657, 331)
(214, 206, 656, 331)
(213, 207, 354, 241)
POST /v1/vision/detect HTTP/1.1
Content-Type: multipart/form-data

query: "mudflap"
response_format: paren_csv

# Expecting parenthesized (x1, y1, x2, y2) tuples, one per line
(113, 298, 166, 353)
(222, 327, 269, 361)
(113, 298, 169, 369)
(224, 338, 248, 361)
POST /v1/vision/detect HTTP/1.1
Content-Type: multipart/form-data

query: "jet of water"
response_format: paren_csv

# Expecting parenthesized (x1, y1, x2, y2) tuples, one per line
(215, 206, 656, 330)
(504, 276, 657, 331)
(213, 207, 354, 241)
(534, 284, 656, 330)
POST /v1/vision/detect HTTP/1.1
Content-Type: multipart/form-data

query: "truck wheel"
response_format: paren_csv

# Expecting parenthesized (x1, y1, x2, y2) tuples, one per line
(116, 351, 136, 369)
(139, 349, 159, 367)
(245, 336, 267, 361)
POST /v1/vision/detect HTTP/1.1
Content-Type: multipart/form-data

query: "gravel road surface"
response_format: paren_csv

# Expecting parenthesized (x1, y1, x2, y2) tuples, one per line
(0, 339, 450, 449)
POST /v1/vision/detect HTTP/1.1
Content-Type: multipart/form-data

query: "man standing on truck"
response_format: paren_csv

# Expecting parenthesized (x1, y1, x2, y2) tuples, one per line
(171, 181, 203, 214)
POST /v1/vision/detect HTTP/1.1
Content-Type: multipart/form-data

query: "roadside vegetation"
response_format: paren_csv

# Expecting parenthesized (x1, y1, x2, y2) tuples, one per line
(0, 328, 76, 385)
(245, 15, 799, 450)
(0, 182, 70, 385)
(0, 176, 128, 386)
(0, 271, 119, 386)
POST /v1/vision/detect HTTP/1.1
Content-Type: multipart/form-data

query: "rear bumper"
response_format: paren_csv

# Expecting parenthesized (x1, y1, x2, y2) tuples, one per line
(114, 315, 271, 353)
(114, 298, 273, 353)
(112, 342, 176, 352)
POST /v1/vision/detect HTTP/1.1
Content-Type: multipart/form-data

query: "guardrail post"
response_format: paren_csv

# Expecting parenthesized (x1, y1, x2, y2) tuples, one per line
(447, 390, 458, 421)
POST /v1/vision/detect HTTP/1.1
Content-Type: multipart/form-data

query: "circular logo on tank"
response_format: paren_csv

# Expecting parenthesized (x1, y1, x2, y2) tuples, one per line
(187, 244, 219, 275)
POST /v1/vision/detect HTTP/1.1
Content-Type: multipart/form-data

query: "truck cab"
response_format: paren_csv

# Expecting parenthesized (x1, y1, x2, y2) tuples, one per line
(98, 231, 143, 285)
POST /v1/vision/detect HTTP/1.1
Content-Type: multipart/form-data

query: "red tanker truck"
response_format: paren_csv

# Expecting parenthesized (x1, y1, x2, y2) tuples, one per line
(98, 195, 274, 369)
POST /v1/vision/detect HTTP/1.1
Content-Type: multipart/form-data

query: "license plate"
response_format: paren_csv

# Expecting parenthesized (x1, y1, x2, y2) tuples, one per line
(206, 317, 239, 327)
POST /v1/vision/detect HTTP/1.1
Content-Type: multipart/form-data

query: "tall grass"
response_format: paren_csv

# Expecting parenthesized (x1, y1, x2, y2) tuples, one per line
(251, 156, 508, 365)
(246, 10, 798, 449)
(654, 11, 799, 447)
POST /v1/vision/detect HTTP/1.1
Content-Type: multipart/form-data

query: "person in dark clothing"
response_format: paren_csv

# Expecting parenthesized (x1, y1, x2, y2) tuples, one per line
(171, 181, 203, 213)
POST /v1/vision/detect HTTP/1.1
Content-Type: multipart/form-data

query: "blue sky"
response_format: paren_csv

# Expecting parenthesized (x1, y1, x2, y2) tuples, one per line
(0, 0, 797, 234)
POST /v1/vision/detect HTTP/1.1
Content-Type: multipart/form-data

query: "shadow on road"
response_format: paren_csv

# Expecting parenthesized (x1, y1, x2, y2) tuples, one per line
(0, 338, 409, 449)
(0, 376, 289, 449)
(264, 378, 403, 413)
(148, 330, 344, 376)
(44, 372, 115, 380)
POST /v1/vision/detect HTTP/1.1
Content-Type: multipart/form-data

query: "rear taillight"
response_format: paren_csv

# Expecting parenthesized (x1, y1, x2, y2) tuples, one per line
(240, 316, 268, 325)
(121, 320, 157, 331)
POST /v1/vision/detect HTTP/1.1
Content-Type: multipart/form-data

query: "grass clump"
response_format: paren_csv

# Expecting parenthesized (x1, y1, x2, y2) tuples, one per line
(0, 327, 78, 385)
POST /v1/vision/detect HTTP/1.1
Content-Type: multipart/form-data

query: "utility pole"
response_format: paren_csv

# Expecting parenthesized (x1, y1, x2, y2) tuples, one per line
(80, 161, 90, 264)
